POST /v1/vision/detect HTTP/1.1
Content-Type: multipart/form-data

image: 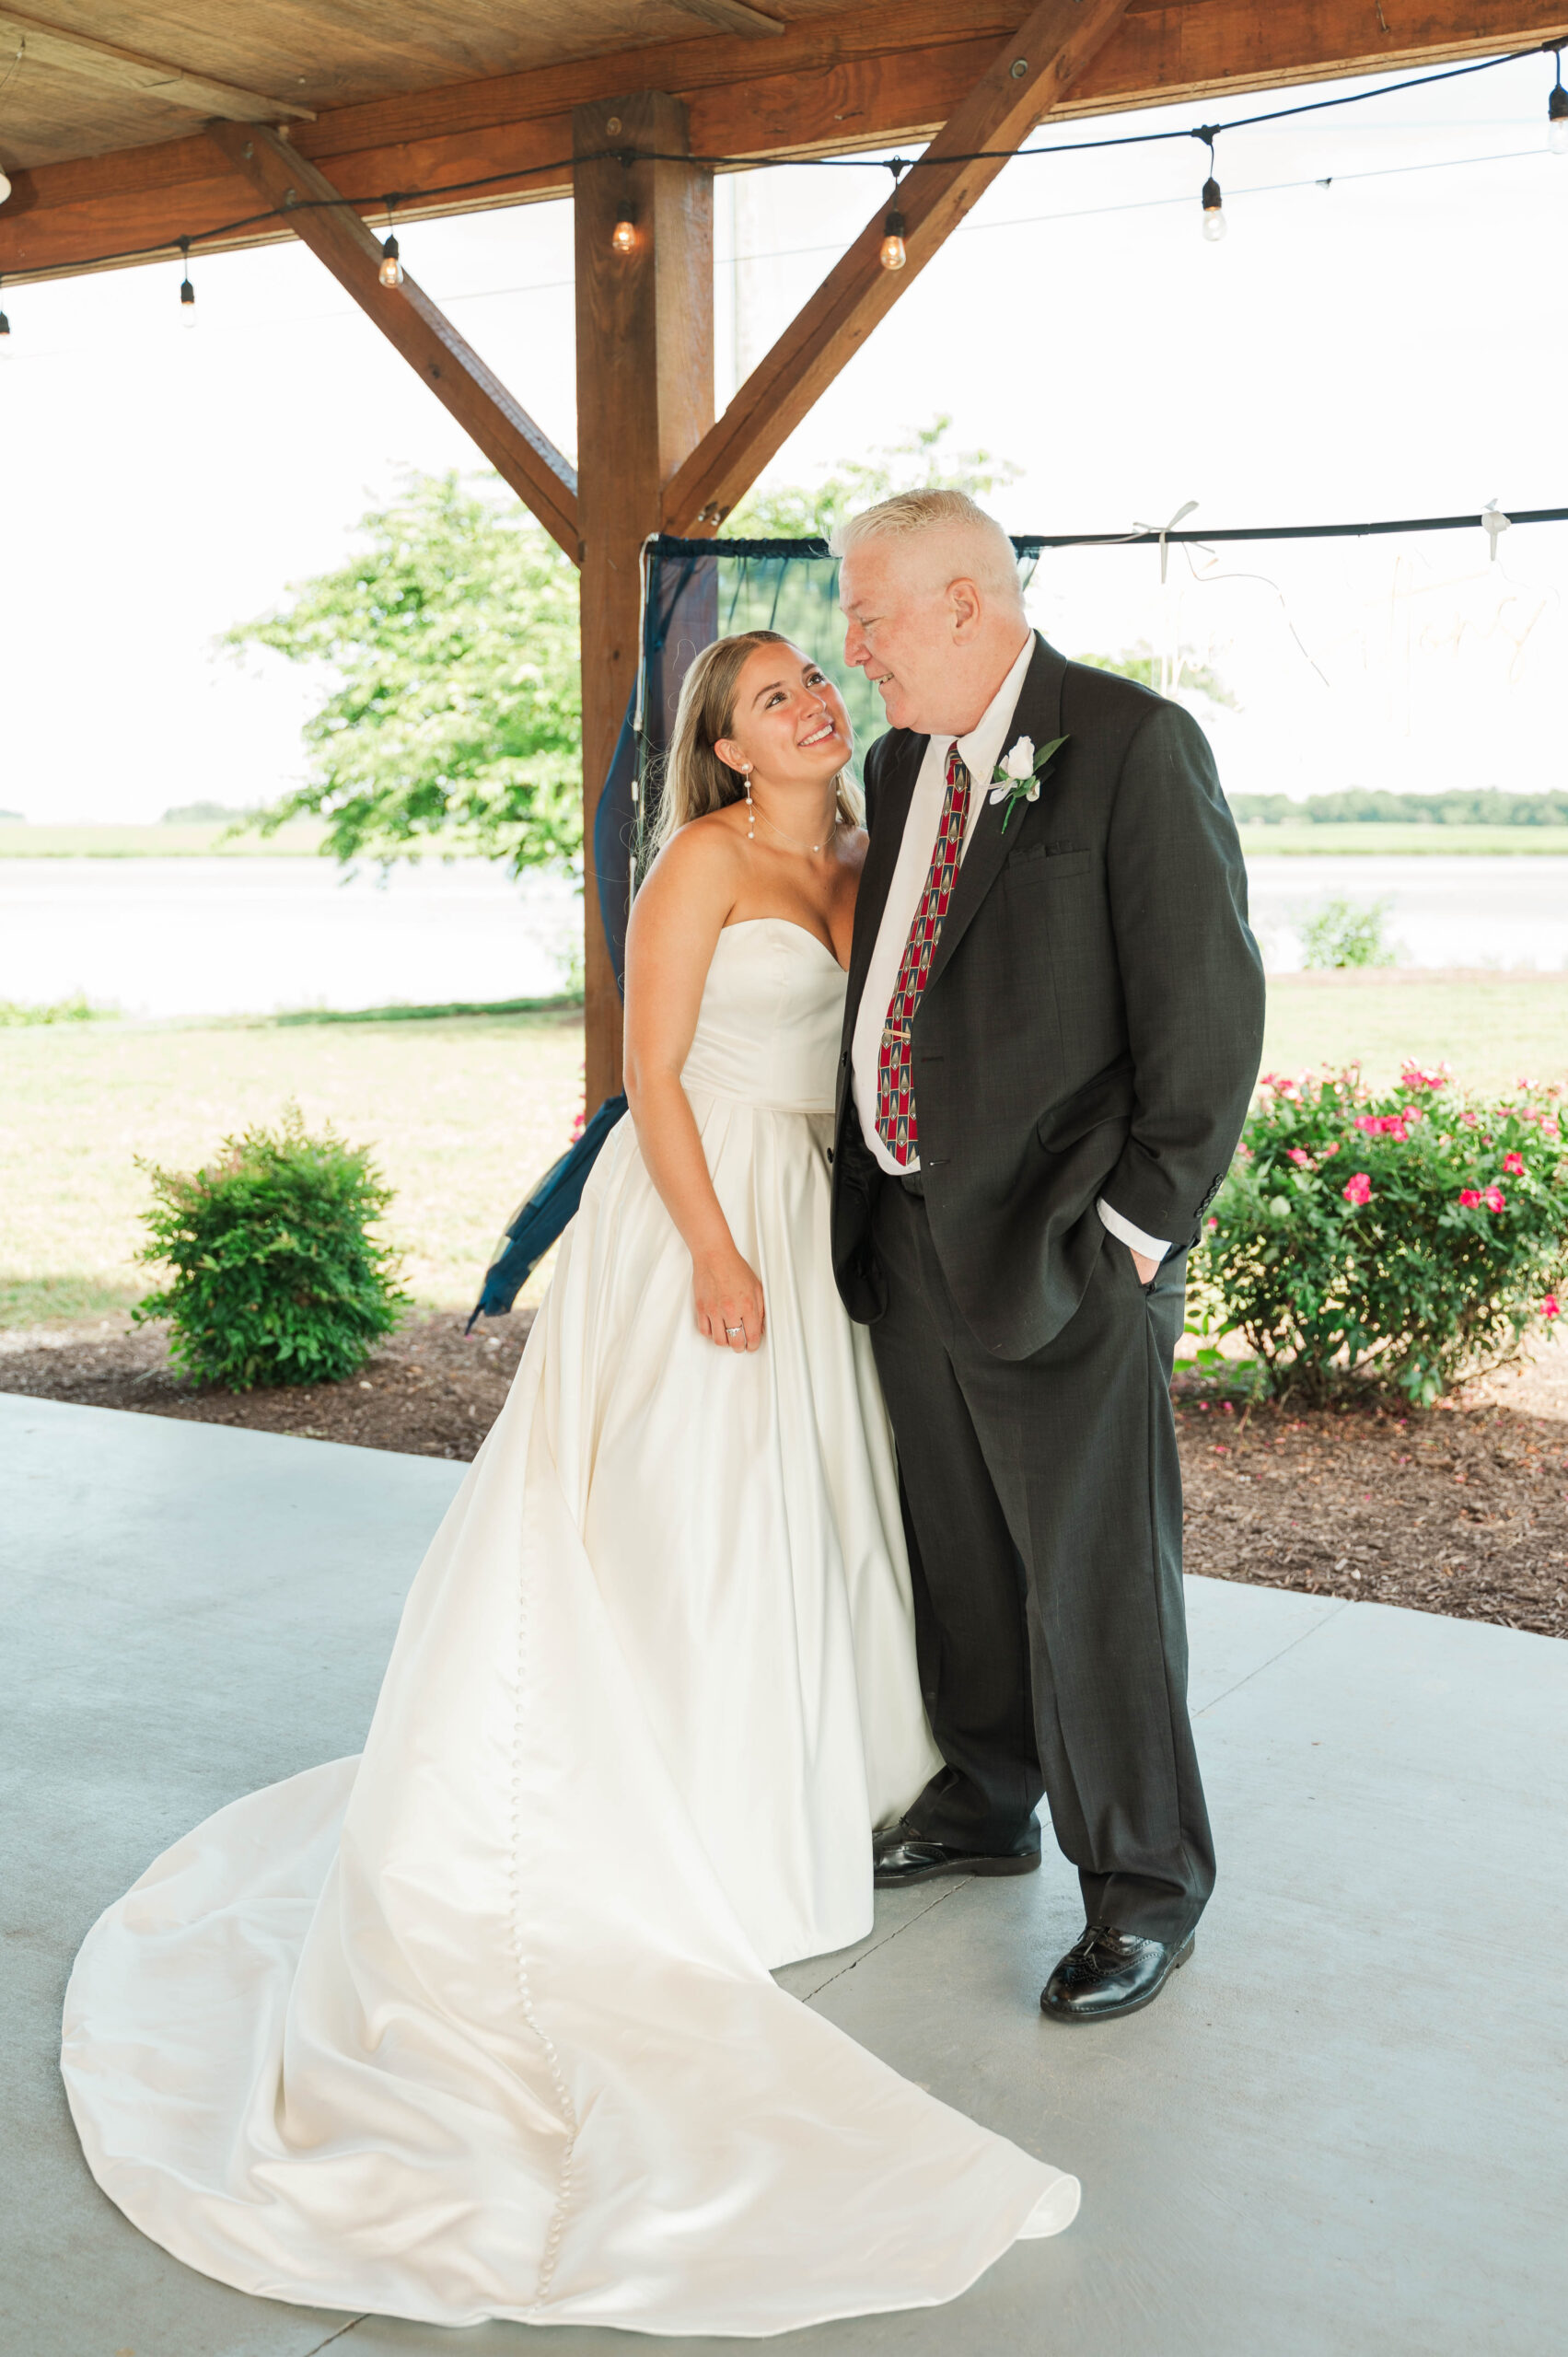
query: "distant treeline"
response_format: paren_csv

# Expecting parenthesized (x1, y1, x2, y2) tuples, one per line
(1233, 789, 1568, 827)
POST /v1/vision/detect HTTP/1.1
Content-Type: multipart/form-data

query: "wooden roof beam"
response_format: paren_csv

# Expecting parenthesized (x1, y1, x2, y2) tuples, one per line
(0, 7, 316, 122)
(663, 0, 1132, 535)
(208, 123, 577, 559)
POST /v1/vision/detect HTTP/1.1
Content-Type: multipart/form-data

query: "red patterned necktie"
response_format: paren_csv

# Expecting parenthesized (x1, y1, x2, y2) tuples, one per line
(876, 742, 970, 1166)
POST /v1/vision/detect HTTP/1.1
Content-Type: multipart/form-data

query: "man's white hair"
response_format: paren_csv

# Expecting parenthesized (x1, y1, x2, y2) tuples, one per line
(830, 489, 1022, 605)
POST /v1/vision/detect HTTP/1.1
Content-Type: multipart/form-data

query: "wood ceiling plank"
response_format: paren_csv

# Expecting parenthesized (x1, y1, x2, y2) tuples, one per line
(207, 120, 579, 559)
(0, 6, 317, 120)
(662, 0, 1137, 533)
(5, 0, 1567, 282)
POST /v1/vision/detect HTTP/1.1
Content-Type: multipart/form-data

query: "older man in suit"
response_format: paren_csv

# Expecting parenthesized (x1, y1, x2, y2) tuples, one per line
(830, 491, 1264, 2021)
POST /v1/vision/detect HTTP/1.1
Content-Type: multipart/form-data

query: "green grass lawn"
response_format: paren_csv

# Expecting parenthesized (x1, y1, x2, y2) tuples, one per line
(1260, 972, 1568, 1092)
(1237, 823, 1568, 856)
(0, 1007, 585, 1327)
(0, 822, 328, 857)
(5, 973, 1565, 1332)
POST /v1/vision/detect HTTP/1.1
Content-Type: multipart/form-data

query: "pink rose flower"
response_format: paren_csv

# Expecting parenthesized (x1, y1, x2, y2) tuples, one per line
(1342, 1172, 1372, 1206)
(1503, 1152, 1526, 1176)
(1320, 1142, 1341, 1157)
(1287, 1147, 1312, 1167)
(1482, 1185, 1505, 1213)
(1458, 1189, 1482, 1209)
(1542, 1295, 1562, 1320)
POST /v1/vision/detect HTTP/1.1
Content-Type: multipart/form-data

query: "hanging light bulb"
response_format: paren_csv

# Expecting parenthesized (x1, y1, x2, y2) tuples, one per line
(1192, 128, 1226, 242)
(1550, 52, 1568, 154)
(878, 157, 909, 272)
(378, 196, 404, 286)
(611, 209, 635, 254)
(178, 237, 196, 328)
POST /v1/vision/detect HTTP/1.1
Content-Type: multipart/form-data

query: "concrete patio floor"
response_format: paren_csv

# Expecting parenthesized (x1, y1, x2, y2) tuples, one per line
(3, 1391, 1564, 2357)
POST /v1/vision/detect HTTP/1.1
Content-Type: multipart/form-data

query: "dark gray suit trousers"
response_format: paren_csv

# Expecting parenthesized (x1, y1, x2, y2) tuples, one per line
(868, 1174, 1214, 1944)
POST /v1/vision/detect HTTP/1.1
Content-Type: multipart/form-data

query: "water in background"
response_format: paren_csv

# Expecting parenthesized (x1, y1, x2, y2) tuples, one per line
(1247, 854, 1568, 972)
(0, 859, 581, 1020)
(0, 852, 1562, 1021)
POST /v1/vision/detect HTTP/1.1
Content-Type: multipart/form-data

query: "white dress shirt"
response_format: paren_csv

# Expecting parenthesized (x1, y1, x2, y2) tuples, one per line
(850, 633, 1170, 1261)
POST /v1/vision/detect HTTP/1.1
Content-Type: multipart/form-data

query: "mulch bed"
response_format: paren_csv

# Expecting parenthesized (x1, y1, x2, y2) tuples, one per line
(5, 1312, 1565, 1643)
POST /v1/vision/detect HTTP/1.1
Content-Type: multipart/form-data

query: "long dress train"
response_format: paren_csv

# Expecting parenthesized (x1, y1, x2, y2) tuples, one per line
(62, 919, 1079, 2336)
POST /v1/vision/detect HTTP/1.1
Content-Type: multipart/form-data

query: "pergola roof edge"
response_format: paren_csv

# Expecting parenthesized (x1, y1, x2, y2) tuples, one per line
(4, 0, 1567, 286)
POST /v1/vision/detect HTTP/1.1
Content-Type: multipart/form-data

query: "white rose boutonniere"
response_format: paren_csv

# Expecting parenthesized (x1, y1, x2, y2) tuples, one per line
(988, 733, 1068, 831)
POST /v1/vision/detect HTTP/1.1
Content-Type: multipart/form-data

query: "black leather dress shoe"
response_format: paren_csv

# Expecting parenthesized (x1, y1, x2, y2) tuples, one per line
(1040, 1922, 1195, 2022)
(873, 1822, 1040, 1888)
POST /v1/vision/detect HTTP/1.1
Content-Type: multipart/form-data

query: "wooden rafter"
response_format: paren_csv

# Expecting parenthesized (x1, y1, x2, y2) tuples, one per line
(207, 122, 578, 559)
(664, 0, 1132, 533)
(0, 6, 316, 122)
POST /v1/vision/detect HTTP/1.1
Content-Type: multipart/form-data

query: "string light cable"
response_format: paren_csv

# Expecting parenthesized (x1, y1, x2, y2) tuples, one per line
(2, 36, 1565, 286)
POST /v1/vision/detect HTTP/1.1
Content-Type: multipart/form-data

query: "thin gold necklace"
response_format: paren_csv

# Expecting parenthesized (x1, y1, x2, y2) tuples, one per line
(745, 776, 839, 855)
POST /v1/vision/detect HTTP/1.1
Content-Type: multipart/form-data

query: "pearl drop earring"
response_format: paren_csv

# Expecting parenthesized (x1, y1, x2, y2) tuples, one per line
(744, 765, 754, 839)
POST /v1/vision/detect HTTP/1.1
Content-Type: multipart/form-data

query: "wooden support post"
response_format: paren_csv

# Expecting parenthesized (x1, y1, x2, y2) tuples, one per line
(208, 122, 579, 556)
(664, 0, 1132, 533)
(574, 91, 714, 1109)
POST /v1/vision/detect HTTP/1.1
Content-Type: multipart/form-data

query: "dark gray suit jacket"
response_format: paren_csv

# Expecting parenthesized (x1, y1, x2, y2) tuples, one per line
(830, 633, 1265, 1360)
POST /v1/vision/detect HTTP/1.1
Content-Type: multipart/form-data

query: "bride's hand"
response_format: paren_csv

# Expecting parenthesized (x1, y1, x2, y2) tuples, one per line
(691, 1248, 765, 1353)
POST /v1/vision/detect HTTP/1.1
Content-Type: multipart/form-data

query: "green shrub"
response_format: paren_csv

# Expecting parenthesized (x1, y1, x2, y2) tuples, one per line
(1296, 894, 1398, 969)
(0, 992, 115, 1026)
(1201, 1064, 1567, 1405)
(134, 1108, 409, 1389)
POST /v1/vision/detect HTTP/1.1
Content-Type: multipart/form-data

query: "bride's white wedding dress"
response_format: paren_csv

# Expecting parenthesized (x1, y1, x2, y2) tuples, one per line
(62, 917, 1079, 2337)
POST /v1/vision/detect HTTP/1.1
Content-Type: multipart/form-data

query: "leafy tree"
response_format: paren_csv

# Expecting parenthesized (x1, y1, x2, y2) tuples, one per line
(1079, 640, 1238, 710)
(231, 472, 582, 875)
(726, 414, 1019, 540)
(230, 421, 1019, 874)
(1232, 786, 1568, 827)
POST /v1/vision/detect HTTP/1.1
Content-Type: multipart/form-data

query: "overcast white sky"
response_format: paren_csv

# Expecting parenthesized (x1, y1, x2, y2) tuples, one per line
(2, 50, 1566, 821)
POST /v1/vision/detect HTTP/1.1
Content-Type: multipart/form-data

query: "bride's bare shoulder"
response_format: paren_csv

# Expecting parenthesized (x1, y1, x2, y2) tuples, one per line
(633, 809, 743, 927)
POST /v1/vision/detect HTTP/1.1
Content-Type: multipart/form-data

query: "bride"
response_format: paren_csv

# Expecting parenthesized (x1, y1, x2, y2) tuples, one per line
(62, 630, 1079, 2336)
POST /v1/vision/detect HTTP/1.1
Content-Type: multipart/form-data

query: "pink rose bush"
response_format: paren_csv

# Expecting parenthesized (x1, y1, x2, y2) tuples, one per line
(1199, 1066, 1568, 1405)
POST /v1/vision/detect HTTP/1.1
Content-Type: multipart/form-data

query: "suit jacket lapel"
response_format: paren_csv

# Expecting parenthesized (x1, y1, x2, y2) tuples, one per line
(923, 633, 1067, 995)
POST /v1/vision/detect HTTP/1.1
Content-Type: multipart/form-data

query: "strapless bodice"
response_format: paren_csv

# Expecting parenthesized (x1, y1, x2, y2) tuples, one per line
(679, 919, 847, 1114)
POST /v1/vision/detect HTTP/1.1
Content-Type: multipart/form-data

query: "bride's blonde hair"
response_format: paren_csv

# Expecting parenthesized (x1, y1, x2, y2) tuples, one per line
(647, 630, 861, 861)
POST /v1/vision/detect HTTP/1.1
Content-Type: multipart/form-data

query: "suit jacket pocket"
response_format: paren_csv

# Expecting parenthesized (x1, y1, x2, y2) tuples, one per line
(1006, 844, 1091, 878)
